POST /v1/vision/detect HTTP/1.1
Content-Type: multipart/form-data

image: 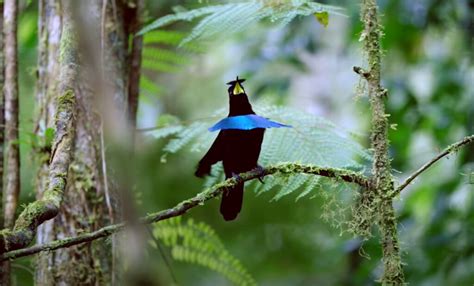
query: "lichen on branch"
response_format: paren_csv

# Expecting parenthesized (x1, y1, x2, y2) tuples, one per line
(356, 0, 405, 284)
(0, 162, 369, 260)
(394, 134, 474, 196)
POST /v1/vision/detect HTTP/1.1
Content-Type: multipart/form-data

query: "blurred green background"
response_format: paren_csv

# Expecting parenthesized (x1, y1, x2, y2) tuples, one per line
(13, 0, 473, 285)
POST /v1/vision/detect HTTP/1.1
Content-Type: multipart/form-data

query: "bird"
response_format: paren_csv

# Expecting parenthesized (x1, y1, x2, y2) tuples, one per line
(195, 76, 290, 221)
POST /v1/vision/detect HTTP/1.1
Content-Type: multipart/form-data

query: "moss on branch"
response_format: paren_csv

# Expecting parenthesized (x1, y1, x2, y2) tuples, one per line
(394, 134, 474, 196)
(358, 0, 405, 284)
(0, 17, 77, 255)
(0, 163, 369, 260)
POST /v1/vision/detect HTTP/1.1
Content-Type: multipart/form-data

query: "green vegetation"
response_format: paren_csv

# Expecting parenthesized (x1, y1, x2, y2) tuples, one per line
(9, 0, 473, 285)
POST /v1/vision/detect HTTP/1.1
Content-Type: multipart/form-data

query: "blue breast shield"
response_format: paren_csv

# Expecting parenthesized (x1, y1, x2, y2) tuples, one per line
(208, 114, 291, 132)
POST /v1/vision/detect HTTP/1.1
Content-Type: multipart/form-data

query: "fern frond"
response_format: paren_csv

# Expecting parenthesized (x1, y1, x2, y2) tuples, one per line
(140, 30, 202, 95)
(142, 58, 183, 73)
(140, 75, 163, 96)
(148, 125, 184, 140)
(183, 2, 268, 45)
(137, 5, 225, 35)
(143, 30, 187, 45)
(143, 48, 191, 66)
(153, 217, 257, 286)
(272, 173, 311, 201)
(139, 1, 346, 45)
(147, 104, 370, 199)
(162, 122, 209, 154)
(296, 176, 320, 201)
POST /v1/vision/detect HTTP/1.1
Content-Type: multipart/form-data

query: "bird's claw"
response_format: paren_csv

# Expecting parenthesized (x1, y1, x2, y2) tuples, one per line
(231, 172, 243, 184)
(254, 165, 265, 184)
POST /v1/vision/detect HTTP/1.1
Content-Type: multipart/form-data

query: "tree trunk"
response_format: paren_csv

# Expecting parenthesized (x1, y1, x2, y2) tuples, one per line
(34, 0, 132, 284)
(2, 0, 19, 284)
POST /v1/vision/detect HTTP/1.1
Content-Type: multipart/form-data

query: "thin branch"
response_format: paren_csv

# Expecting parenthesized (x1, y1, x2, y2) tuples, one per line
(127, 0, 143, 128)
(394, 134, 474, 196)
(0, 0, 5, 230)
(0, 7, 77, 254)
(100, 119, 113, 221)
(0, 163, 369, 261)
(353, 66, 370, 80)
(0, 1, 7, 283)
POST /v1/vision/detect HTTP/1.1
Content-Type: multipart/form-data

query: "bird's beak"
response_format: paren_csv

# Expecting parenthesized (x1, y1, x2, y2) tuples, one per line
(233, 81, 245, 95)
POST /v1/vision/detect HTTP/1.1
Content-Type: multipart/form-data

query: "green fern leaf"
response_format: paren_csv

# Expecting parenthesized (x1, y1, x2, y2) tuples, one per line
(143, 30, 187, 45)
(137, 5, 225, 35)
(139, 1, 346, 45)
(153, 217, 257, 285)
(142, 58, 183, 73)
(143, 48, 191, 65)
(148, 126, 184, 140)
(140, 75, 163, 96)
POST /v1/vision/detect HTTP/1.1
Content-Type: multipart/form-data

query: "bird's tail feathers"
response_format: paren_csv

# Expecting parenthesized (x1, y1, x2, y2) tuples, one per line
(195, 162, 211, 178)
(220, 183, 244, 221)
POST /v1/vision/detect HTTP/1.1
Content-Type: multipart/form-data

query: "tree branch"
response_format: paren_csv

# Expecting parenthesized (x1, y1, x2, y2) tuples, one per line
(127, 0, 144, 128)
(0, 8, 77, 254)
(357, 0, 405, 283)
(394, 134, 474, 196)
(0, 163, 369, 261)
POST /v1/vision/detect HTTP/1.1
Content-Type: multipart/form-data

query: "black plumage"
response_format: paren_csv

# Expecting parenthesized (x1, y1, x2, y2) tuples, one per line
(195, 77, 265, 221)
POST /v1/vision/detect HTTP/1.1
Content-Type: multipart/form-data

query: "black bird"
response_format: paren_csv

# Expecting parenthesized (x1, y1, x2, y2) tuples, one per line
(195, 77, 289, 221)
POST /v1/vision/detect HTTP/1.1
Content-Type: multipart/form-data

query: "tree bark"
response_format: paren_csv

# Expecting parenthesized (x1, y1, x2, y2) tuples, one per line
(3, 0, 19, 233)
(2, 0, 18, 284)
(34, 0, 130, 284)
(0, 1, 6, 284)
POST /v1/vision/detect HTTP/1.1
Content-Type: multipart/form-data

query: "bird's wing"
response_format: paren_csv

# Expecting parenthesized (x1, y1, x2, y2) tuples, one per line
(195, 131, 225, 177)
(208, 114, 291, 131)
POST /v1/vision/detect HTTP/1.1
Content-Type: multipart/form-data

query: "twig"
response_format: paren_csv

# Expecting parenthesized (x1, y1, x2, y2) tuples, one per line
(0, 163, 369, 261)
(127, 0, 143, 128)
(353, 66, 370, 80)
(100, 119, 113, 221)
(394, 135, 474, 196)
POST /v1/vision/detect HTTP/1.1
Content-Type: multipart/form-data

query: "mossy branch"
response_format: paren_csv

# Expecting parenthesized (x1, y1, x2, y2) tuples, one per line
(0, 12, 77, 254)
(394, 134, 474, 196)
(0, 163, 369, 261)
(357, 0, 405, 284)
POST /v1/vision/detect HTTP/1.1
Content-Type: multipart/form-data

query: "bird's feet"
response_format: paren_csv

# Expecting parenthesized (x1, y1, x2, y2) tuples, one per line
(254, 165, 265, 184)
(231, 172, 244, 184)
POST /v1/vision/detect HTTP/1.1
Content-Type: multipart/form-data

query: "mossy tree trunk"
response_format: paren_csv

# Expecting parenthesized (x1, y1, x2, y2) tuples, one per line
(34, 0, 138, 284)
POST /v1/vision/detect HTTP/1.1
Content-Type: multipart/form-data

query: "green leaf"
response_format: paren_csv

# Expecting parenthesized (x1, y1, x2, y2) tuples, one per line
(314, 11, 329, 27)
(153, 218, 257, 285)
(140, 75, 163, 95)
(137, 5, 224, 35)
(139, 1, 345, 45)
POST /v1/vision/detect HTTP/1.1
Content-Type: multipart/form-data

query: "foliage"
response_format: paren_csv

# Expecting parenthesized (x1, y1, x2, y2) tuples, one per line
(153, 217, 256, 286)
(138, 0, 345, 45)
(147, 105, 370, 200)
(140, 30, 201, 98)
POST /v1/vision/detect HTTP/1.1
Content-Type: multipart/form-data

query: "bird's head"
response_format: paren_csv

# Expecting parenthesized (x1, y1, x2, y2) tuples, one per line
(226, 76, 246, 96)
